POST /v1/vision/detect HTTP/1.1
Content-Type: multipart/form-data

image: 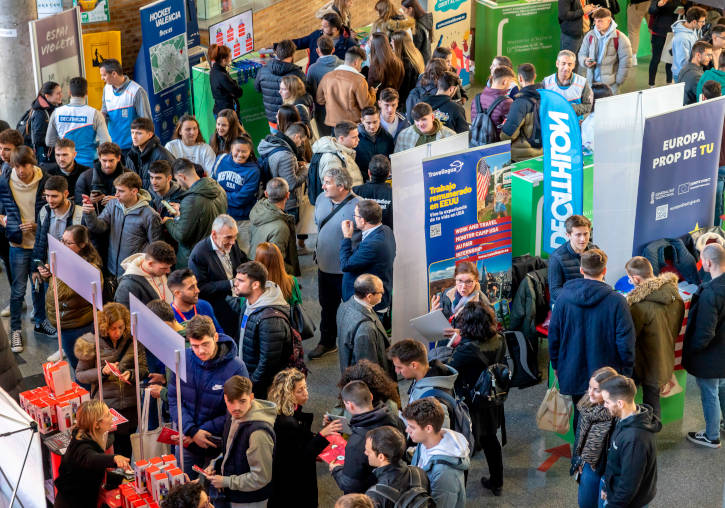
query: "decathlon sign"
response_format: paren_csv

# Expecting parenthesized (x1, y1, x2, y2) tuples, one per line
(539, 88, 584, 254)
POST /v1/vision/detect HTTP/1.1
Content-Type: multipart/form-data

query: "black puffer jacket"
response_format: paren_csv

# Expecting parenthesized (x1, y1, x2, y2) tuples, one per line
(210, 62, 244, 115)
(558, 0, 585, 38)
(254, 59, 306, 123)
(683, 274, 725, 378)
(125, 136, 175, 190)
(30, 95, 55, 162)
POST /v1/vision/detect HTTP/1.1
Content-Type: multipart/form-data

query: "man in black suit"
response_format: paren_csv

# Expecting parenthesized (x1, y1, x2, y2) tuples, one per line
(188, 214, 248, 341)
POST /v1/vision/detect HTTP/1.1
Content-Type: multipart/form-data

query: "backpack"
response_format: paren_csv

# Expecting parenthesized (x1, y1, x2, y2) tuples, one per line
(307, 151, 345, 204)
(469, 358, 511, 409)
(16, 108, 34, 146)
(367, 467, 435, 508)
(524, 94, 543, 149)
(421, 387, 475, 453)
(504, 330, 541, 389)
(257, 308, 309, 376)
(469, 93, 508, 147)
(257, 145, 292, 188)
(586, 30, 620, 53)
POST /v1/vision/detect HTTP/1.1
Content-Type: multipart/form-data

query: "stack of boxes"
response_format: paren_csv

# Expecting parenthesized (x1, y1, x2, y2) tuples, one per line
(121, 455, 185, 507)
(19, 381, 90, 434)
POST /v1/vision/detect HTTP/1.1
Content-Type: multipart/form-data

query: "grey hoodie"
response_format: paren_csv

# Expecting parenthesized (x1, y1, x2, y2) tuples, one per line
(312, 136, 363, 187)
(408, 361, 459, 429)
(412, 429, 470, 508)
(119, 252, 173, 304)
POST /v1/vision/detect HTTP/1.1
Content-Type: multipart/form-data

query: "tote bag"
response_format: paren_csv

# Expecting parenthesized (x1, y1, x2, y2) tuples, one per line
(536, 381, 573, 434)
(131, 387, 171, 461)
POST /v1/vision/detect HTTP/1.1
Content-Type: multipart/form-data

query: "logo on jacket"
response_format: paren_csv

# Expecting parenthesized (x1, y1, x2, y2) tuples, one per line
(212, 384, 223, 390)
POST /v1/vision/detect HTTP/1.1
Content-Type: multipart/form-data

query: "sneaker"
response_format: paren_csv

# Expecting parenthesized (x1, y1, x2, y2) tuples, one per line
(1, 302, 27, 317)
(632, 55, 638, 66)
(10, 330, 23, 353)
(35, 319, 57, 337)
(46, 349, 61, 362)
(480, 476, 502, 496)
(307, 344, 337, 360)
(687, 431, 721, 448)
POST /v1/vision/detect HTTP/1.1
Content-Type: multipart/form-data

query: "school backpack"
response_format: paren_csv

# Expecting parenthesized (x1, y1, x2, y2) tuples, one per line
(258, 308, 309, 376)
(525, 94, 543, 149)
(469, 347, 511, 409)
(586, 30, 620, 53)
(366, 466, 435, 508)
(257, 144, 293, 188)
(421, 386, 475, 453)
(504, 330, 540, 389)
(469, 94, 508, 147)
(16, 108, 34, 147)
(307, 151, 345, 204)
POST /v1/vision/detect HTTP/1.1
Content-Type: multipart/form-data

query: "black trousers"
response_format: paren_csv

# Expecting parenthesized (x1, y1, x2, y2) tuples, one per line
(318, 270, 343, 348)
(641, 383, 661, 418)
(571, 393, 586, 433)
(650, 34, 673, 85)
(480, 433, 503, 488)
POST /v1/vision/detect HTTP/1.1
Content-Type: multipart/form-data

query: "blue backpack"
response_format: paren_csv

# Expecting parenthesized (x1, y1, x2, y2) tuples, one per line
(421, 387, 475, 453)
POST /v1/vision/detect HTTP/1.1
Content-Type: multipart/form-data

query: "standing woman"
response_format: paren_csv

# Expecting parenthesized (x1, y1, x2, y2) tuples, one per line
(165, 114, 217, 175)
(268, 368, 343, 508)
(276, 106, 312, 162)
(54, 400, 131, 508)
(448, 300, 507, 496)
(74, 302, 148, 459)
(405, 57, 448, 120)
(31, 81, 63, 164)
(366, 33, 405, 94)
(571, 367, 618, 508)
(316, 0, 353, 29)
(280, 75, 314, 134)
(209, 108, 247, 156)
(430, 260, 491, 334)
(648, 0, 683, 86)
(208, 44, 244, 117)
(391, 31, 425, 112)
(371, 0, 415, 38)
(402, 0, 434, 63)
(254, 242, 301, 307)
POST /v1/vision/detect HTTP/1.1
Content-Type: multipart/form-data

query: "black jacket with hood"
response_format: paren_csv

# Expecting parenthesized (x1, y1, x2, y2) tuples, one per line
(30, 95, 56, 162)
(125, 135, 175, 190)
(254, 58, 306, 123)
(422, 94, 469, 134)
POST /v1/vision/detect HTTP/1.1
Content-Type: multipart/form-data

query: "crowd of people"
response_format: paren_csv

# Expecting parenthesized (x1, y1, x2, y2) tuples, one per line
(0, 0, 723, 507)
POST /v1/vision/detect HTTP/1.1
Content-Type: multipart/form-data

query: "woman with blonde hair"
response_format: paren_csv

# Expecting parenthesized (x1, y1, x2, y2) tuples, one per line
(54, 400, 130, 508)
(74, 302, 148, 458)
(371, 0, 415, 38)
(268, 368, 342, 507)
(316, 0, 353, 28)
(254, 242, 301, 306)
(366, 33, 405, 93)
(209, 108, 247, 155)
(280, 74, 314, 133)
(390, 30, 425, 111)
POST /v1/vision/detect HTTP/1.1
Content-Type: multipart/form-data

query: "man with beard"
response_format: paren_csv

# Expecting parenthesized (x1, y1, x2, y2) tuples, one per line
(167, 268, 223, 333)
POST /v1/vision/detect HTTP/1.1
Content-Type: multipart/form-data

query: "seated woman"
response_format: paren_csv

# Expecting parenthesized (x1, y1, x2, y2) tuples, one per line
(165, 114, 216, 175)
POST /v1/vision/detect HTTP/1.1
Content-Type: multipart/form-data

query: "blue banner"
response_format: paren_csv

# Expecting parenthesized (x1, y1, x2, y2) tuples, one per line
(540, 89, 584, 254)
(632, 99, 725, 256)
(422, 142, 513, 323)
(138, 0, 191, 144)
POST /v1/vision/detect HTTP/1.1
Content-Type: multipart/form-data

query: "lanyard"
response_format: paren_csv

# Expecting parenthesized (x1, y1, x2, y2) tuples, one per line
(140, 265, 167, 301)
(172, 303, 197, 322)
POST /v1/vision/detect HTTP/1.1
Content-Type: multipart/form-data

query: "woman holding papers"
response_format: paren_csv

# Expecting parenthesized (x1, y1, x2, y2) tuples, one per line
(430, 261, 491, 338)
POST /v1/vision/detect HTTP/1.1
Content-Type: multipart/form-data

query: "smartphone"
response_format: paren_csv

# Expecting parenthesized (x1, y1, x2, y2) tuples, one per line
(192, 464, 210, 478)
(161, 200, 179, 216)
(81, 194, 92, 205)
(324, 413, 352, 434)
(207, 435, 223, 447)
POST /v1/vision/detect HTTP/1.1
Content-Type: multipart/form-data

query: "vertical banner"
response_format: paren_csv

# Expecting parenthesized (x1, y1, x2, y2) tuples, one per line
(82, 31, 122, 110)
(433, 0, 472, 86)
(540, 88, 584, 255)
(138, 0, 191, 144)
(74, 0, 110, 23)
(423, 142, 513, 324)
(29, 7, 85, 96)
(632, 98, 725, 255)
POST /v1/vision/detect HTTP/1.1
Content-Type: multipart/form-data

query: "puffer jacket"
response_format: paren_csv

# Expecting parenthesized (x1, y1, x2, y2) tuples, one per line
(82, 189, 162, 277)
(336, 297, 392, 375)
(682, 273, 725, 378)
(641, 237, 699, 285)
(255, 58, 306, 123)
(249, 198, 300, 276)
(578, 23, 633, 87)
(74, 333, 148, 410)
(32, 201, 84, 266)
(312, 136, 363, 187)
(165, 177, 227, 268)
(257, 134, 306, 210)
(500, 84, 543, 162)
(627, 273, 685, 387)
(354, 125, 394, 178)
(211, 154, 260, 221)
(0, 166, 47, 245)
(125, 136, 175, 191)
(168, 335, 248, 438)
(572, 399, 615, 474)
(30, 95, 55, 162)
(46, 256, 102, 329)
(0, 323, 22, 399)
(548, 240, 599, 307)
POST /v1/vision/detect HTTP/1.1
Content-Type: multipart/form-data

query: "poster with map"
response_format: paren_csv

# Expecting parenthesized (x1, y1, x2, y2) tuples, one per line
(138, 0, 191, 144)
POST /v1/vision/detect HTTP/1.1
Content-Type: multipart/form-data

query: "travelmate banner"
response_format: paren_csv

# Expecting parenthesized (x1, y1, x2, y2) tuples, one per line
(138, 0, 191, 144)
(422, 142, 513, 324)
(540, 88, 583, 254)
(632, 98, 725, 256)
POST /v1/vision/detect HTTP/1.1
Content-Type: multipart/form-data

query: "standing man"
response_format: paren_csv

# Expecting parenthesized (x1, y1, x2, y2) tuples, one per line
(309, 168, 359, 359)
(353, 155, 393, 229)
(422, 72, 470, 133)
(355, 107, 394, 181)
(46, 77, 111, 167)
(377, 88, 410, 142)
(307, 35, 343, 137)
(189, 214, 248, 341)
(543, 50, 594, 117)
(125, 117, 175, 190)
(167, 268, 224, 333)
(558, 0, 595, 53)
(501, 63, 543, 162)
(291, 12, 358, 66)
(683, 243, 725, 448)
(548, 214, 598, 307)
(394, 103, 456, 153)
(679, 41, 713, 105)
(99, 59, 152, 156)
(114, 240, 175, 308)
(254, 40, 306, 129)
(672, 6, 707, 82)
(314, 121, 364, 188)
(147, 160, 184, 219)
(42, 139, 88, 203)
(74, 142, 129, 214)
(577, 8, 633, 94)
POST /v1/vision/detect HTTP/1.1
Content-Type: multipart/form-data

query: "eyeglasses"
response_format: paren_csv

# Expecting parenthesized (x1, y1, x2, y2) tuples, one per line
(62, 240, 77, 247)
(353, 214, 362, 219)
(455, 279, 476, 286)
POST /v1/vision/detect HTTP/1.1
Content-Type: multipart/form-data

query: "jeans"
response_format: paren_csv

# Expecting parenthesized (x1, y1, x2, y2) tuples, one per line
(579, 463, 602, 508)
(649, 34, 673, 85)
(317, 270, 343, 348)
(715, 167, 725, 226)
(560, 32, 583, 54)
(480, 432, 503, 487)
(695, 376, 725, 440)
(599, 476, 647, 508)
(9, 246, 45, 331)
(641, 383, 661, 419)
(61, 322, 94, 371)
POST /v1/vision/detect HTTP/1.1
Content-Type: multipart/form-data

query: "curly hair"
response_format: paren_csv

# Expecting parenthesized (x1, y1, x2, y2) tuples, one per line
(268, 368, 306, 416)
(456, 300, 497, 342)
(98, 302, 131, 340)
(162, 482, 204, 508)
(337, 360, 401, 408)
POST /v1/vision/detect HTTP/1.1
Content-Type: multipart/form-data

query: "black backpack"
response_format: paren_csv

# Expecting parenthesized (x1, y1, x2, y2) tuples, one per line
(257, 308, 309, 376)
(524, 94, 543, 149)
(307, 152, 345, 204)
(16, 108, 34, 146)
(469, 93, 508, 147)
(503, 330, 540, 389)
(257, 145, 292, 188)
(367, 467, 435, 508)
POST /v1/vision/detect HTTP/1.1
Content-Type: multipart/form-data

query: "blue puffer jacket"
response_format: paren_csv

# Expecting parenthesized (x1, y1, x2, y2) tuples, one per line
(548, 278, 635, 395)
(291, 29, 358, 67)
(211, 154, 261, 221)
(254, 59, 306, 123)
(168, 334, 248, 438)
(0, 168, 47, 245)
(548, 241, 599, 307)
(641, 237, 699, 285)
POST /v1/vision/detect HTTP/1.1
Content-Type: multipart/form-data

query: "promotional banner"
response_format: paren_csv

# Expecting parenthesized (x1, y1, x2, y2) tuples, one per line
(37, 0, 63, 18)
(82, 31, 122, 110)
(209, 9, 254, 60)
(632, 98, 725, 256)
(29, 7, 84, 96)
(74, 0, 110, 23)
(540, 88, 584, 255)
(433, 0, 472, 86)
(138, 0, 191, 144)
(423, 142, 513, 324)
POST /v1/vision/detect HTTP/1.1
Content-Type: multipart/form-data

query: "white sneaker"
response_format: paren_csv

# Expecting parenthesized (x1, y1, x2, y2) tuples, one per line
(47, 349, 61, 362)
(10, 330, 23, 353)
(632, 55, 638, 66)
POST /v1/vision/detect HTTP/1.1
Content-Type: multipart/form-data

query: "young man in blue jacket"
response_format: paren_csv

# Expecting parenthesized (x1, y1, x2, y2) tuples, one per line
(548, 214, 598, 307)
(168, 315, 248, 478)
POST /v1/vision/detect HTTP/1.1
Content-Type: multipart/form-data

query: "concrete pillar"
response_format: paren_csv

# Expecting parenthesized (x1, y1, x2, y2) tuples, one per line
(0, 0, 38, 127)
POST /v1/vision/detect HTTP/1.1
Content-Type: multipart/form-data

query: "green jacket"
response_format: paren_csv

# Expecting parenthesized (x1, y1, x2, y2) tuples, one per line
(697, 68, 725, 101)
(165, 177, 227, 268)
(248, 198, 300, 276)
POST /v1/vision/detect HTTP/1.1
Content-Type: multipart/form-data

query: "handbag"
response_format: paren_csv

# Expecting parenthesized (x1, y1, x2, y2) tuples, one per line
(131, 386, 171, 461)
(291, 302, 316, 340)
(536, 378, 573, 434)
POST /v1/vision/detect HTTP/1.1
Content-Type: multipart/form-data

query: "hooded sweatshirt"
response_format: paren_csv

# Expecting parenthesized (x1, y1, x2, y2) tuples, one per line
(9, 166, 43, 248)
(249, 198, 299, 276)
(422, 94, 469, 134)
(412, 429, 470, 508)
(593, 20, 618, 82)
(239, 281, 289, 345)
(408, 361, 459, 429)
(671, 20, 699, 80)
(211, 153, 261, 221)
(119, 252, 173, 304)
(312, 136, 363, 187)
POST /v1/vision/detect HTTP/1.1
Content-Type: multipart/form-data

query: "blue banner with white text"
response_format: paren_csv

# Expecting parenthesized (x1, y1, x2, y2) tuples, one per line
(138, 0, 191, 144)
(632, 99, 725, 256)
(540, 89, 584, 254)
